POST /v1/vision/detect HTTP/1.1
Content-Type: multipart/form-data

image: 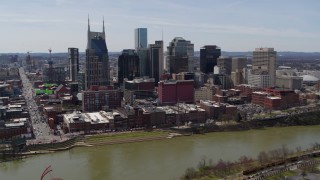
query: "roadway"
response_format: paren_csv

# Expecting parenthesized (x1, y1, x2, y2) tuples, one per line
(19, 67, 61, 144)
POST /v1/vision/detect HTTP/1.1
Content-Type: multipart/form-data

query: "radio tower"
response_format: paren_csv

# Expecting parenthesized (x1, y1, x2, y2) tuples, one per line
(47, 48, 54, 82)
(48, 48, 53, 68)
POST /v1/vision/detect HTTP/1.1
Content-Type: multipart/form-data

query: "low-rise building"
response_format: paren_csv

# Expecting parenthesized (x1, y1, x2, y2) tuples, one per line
(123, 78, 155, 106)
(0, 118, 31, 139)
(62, 111, 109, 133)
(158, 104, 206, 126)
(276, 76, 303, 90)
(252, 88, 300, 109)
(234, 84, 261, 102)
(199, 100, 237, 120)
(194, 86, 215, 102)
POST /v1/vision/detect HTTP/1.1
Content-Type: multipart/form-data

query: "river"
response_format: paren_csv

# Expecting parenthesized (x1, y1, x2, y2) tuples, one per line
(1, 125, 320, 180)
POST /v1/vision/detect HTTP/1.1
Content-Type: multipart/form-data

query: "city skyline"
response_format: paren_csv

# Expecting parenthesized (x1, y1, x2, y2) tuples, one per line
(0, 0, 319, 53)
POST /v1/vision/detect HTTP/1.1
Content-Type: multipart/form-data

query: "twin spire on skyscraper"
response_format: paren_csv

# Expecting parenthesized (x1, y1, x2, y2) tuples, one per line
(87, 14, 105, 33)
(87, 14, 106, 49)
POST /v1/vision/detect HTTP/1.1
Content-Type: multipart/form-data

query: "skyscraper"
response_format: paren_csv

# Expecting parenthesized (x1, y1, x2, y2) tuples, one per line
(217, 57, 232, 75)
(232, 57, 247, 72)
(135, 28, 148, 76)
(118, 49, 140, 84)
(149, 40, 164, 84)
(134, 28, 147, 49)
(231, 57, 247, 86)
(85, 18, 110, 89)
(136, 48, 149, 76)
(68, 48, 79, 82)
(200, 45, 221, 74)
(252, 48, 277, 86)
(166, 37, 194, 74)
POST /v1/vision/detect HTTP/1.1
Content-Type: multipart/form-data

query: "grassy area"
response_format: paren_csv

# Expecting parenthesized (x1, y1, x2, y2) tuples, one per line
(253, 113, 275, 119)
(84, 131, 168, 143)
(265, 170, 297, 180)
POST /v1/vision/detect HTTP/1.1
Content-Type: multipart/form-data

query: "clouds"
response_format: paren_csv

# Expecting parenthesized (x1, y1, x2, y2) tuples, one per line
(0, 0, 319, 52)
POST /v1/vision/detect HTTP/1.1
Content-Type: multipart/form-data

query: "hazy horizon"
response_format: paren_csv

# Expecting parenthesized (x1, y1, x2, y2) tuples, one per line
(1, 0, 319, 53)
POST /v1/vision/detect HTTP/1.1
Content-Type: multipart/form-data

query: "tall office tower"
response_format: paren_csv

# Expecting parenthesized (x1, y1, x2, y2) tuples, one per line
(118, 49, 140, 84)
(134, 28, 148, 49)
(232, 57, 247, 72)
(137, 48, 149, 76)
(85, 18, 110, 89)
(68, 48, 79, 82)
(25, 53, 32, 72)
(217, 57, 232, 75)
(149, 40, 164, 84)
(135, 28, 148, 76)
(231, 57, 247, 86)
(252, 48, 277, 86)
(166, 37, 194, 74)
(200, 45, 221, 74)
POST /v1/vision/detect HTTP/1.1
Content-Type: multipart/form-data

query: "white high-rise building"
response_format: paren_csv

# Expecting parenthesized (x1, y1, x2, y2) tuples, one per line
(251, 48, 277, 87)
(248, 69, 271, 88)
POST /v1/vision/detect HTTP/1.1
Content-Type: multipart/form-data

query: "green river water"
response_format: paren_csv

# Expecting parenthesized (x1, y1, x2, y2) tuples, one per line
(1, 125, 320, 180)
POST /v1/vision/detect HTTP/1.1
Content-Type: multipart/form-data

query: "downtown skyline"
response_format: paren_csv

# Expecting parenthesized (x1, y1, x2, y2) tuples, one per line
(0, 0, 320, 53)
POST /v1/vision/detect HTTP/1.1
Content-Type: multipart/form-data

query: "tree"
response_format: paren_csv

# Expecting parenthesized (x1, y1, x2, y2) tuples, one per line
(281, 144, 290, 159)
(238, 155, 253, 168)
(197, 156, 207, 170)
(268, 149, 281, 161)
(257, 151, 269, 165)
(183, 167, 197, 180)
(215, 159, 227, 176)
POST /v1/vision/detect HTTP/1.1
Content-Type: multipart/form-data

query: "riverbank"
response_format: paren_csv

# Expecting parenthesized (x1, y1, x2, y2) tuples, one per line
(181, 144, 320, 180)
(2, 126, 320, 180)
(82, 130, 170, 146)
(2, 109, 320, 162)
(187, 109, 320, 134)
(0, 130, 177, 161)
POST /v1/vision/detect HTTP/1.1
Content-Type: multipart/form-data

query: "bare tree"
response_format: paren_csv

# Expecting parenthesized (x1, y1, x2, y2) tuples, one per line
(239, 155, 253, 168)
(281, 144, 290, 159)
(183, 167, 197, 180)
(296, 146, 302, 155)
(269, 149, 281, 161)
(215, 159, 227, 176)
(197, 156, 207, 170)
(257, 151, 269, 165)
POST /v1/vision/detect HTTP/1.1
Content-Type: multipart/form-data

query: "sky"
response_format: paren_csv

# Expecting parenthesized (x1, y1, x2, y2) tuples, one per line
(0, 0, 319, 53)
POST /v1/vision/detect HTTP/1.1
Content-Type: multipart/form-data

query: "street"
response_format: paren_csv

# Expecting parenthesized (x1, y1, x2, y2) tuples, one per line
(19, 67, 62, 144)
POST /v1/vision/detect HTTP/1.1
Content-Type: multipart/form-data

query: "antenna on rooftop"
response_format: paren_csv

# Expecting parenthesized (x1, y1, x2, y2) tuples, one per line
(161, 28, 163, 41)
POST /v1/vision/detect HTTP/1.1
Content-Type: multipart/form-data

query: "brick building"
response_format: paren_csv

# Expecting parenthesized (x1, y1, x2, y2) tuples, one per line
(252, 88, 300, 109)
(123, 78, 156, 105)
(234, 84, 261, 102)
(199, 100, 237, 120)
(158, 80, 194, 105)
(82, 86, 122, 112)
(54, 84, 70, 98)
(0, 119, 29, 139)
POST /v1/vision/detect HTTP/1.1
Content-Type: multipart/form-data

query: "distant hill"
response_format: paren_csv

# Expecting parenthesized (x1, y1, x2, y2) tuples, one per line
(1, 51, 319, 59)
(194, 51, 320, 58)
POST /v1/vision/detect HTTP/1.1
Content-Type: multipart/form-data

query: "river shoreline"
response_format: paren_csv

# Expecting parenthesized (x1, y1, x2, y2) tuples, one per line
(2, 110, 320, 162)
(2, 125, 320, 180)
